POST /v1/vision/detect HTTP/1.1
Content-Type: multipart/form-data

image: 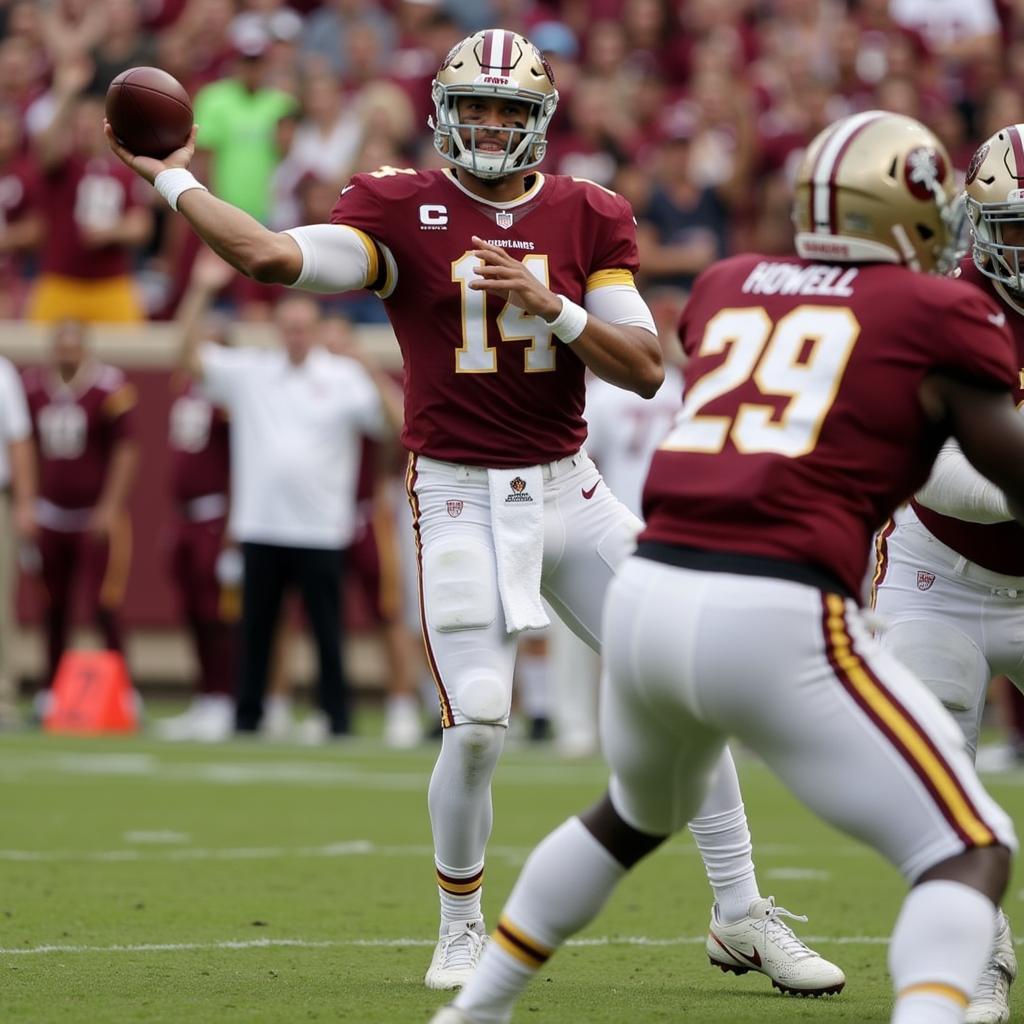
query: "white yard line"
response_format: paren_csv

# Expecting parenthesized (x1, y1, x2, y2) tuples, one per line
(0, 935, 900, 957)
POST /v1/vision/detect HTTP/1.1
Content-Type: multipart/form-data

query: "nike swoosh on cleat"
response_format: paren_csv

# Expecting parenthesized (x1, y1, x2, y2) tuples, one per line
(710, 932, 762, 968)
(581, 481, 599, 500)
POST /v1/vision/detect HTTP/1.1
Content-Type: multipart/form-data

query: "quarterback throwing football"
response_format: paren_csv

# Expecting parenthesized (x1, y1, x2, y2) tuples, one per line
(106, 29, 840, 995)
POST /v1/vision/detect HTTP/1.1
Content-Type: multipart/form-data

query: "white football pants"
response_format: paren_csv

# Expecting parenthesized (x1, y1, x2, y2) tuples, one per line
(602, 556, 1016, 880)
(406, 449, 639, 728)
(873, 505, 1024, 758)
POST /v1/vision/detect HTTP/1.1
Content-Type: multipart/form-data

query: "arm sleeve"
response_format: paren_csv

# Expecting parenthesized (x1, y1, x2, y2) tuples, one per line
(283, 223, 378, 294)
(915, 440, 1013, 524)
(0, 359, 30, 443)
(584, 284, 656, 333)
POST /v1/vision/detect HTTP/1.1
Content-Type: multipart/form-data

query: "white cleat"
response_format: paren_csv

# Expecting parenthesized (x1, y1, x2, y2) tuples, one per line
(156, 702, 200, 741)
(706, 896, 846, 997)
(966, 911, 1016, 1024)
(425, 919, 487, 991)
(383, 695, 422, 748)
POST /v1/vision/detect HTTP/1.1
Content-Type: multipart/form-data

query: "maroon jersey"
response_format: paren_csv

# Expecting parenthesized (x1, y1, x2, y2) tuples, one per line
(909, 260, 1024, 574)
(330, 167, 639, 467)
(640, 254, 1016, 598)
(0, 156, 35, 283)
(24, 363, 137, 510)
(37, 155, 146, 279)
(169, 375, 230, 505)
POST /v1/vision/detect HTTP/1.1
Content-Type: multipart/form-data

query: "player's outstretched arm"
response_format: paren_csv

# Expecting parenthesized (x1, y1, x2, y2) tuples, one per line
(469, 237, 663, 398)
(105, 123, 302, 285)
(921, 374, 1024, 523)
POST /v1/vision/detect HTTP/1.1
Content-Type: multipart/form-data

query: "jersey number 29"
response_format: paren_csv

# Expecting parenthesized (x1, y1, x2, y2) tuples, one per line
(662, 305, 859, 458)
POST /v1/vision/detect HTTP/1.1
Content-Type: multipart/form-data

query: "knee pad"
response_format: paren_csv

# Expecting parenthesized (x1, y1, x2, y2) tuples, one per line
(458, 672, 509, 725)
(424, 538, 497, 632)
(883, 620, 988, 712)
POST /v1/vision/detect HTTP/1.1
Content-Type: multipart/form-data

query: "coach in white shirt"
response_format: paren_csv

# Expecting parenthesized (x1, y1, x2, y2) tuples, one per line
(0, 355, 36, 725)
(183, 293, 400, 736)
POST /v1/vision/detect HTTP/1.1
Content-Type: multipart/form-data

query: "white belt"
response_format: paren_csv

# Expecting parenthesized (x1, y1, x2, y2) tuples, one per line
(36, 499, 91, 532)
(418, 448, 588, 483)
(891, 508, 1024, 595)
(182, 493, 228, 522)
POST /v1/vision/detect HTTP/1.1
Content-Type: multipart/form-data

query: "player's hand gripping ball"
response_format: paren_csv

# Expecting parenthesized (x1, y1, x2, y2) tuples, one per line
(105, 67, 193, 158)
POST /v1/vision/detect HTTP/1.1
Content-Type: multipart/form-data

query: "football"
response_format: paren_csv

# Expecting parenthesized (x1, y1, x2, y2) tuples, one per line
(105, 67, 193, 159)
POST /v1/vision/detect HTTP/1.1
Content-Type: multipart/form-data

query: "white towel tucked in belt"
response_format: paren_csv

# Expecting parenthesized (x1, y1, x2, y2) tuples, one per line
(487, 465, 549, 634)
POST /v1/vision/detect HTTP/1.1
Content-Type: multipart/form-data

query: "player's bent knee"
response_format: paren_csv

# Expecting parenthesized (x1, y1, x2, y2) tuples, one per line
(448, 721, 504, 759)
(883, 620, 986, 711)
(424, 539, 497, 632)
(458, 673, 508, 724)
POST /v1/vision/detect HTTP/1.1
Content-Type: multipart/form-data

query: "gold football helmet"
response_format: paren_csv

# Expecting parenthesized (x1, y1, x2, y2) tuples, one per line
(430, 29, 559, 180)
(793, 111, 964, 275)
(965, 124, 1024, 293)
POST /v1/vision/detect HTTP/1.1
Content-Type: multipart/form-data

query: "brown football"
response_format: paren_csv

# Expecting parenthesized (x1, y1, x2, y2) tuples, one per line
(105, 67, 193, 158)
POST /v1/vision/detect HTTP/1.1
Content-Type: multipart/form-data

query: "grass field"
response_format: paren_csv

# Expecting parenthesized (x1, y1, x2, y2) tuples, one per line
(2, 714, 1022, 1023)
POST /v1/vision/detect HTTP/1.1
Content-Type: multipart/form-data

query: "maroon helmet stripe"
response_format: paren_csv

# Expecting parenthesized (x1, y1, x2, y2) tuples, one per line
(828, 114, 884, 234)
(500, 29, 514, 70)
(480, 29, 496, 71)
(1008, 124, 1024, 183)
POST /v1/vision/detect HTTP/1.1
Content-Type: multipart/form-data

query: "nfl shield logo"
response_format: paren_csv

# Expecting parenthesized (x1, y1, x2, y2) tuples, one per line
(446, 500, 463, 518)
(916, 570, 936, 591)
(495, 211, 514, 229)
(510, 476, 526, 493)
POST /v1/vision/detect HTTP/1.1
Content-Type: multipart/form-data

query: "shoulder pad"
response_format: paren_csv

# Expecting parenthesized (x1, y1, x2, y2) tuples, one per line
(347, 167, 441, 201)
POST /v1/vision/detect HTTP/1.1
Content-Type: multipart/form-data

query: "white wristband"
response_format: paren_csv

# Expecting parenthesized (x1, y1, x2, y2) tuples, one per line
(154, 168, 207, 212)
(547, 294, 588, 344)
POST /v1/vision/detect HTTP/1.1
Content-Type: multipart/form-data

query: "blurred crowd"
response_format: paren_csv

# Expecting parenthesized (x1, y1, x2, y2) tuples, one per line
(0, 0, 1021, 325)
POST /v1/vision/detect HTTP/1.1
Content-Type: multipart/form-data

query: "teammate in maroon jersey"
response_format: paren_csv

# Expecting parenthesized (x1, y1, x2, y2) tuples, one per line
(23, 320, 138, 698)
(158, 253, 237, 743)
(105, 28, 844, 998)
(0, 103, 41, 318)
(872, 124, 1024, 1024)
(26, 58, 152, 323)
(438, 112, 1024, 1024)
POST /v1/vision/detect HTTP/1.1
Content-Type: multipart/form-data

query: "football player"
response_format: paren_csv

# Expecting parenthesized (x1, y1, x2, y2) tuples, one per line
(158, 252, 237, 743)
(22, 320, 138, 699)
(105, 29, 841, 995)
(434, 111, 1024, 1024)
(870, 125, 1024, 1024)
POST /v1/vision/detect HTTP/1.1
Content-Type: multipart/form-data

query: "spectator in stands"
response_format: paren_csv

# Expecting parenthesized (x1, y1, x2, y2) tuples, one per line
(301, 0, 395, 78)
(0, 353, 35, 726)
(88, 0, 158, 95)
(270, 69, 363, 230)
(0, 103, 41, 318)
(25, 55, 153, 323)
(635, 116, 729, 293)
(158, 251, 237, 743)
(178, 291, 401, 739)
(22, 320, 138, 707)
(192, 21, 296, 226)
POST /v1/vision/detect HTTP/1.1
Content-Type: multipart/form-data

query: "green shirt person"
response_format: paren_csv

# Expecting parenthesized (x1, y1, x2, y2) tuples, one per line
(193, 31, 296, 224)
